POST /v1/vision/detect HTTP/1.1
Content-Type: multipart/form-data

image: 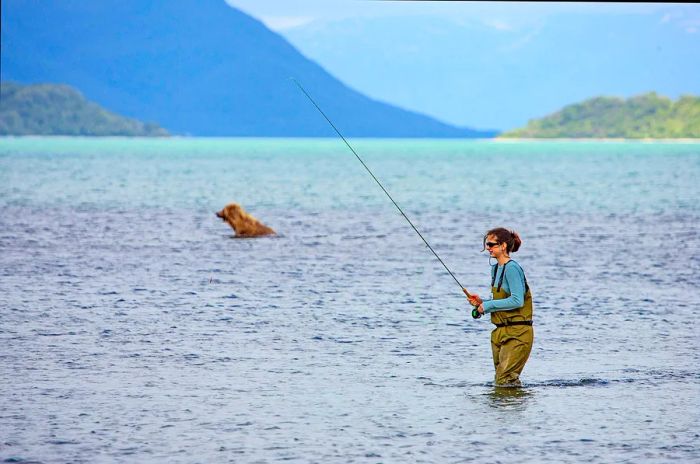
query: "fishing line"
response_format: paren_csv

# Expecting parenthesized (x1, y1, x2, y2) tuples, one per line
(291, 78, 468, 294)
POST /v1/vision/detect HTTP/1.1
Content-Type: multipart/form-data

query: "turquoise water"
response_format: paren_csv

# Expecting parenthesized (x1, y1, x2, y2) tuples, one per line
(1, 137, 699, 463)
(1, 137, 697, 213)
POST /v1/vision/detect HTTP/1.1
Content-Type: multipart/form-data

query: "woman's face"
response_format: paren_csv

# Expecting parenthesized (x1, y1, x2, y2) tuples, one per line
(486, 234, 507, 258)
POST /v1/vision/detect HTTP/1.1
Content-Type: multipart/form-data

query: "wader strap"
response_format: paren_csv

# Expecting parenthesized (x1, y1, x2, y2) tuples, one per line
(496, 260, 509, 292)
(494, 320, 533, 328)
(492, 260, 530, 293)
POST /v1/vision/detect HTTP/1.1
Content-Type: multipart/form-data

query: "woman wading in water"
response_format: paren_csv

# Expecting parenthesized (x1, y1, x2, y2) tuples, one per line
(465, 228, 534, 386)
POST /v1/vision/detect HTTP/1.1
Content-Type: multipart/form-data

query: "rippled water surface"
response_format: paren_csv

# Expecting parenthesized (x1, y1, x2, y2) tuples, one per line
(1, 138, 699, 463)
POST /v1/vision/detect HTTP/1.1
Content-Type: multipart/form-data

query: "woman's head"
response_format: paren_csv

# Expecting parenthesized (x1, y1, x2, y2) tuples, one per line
(483, 227, 522, 256)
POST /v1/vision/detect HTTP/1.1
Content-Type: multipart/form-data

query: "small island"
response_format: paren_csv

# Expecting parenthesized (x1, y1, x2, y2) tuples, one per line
(0, 82, 169, 136)
(500, 92, 700, 139)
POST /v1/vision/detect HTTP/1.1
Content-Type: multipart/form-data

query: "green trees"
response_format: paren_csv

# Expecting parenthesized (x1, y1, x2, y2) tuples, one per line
(0, 82, 169, 136)
(501, 93, 700, 138)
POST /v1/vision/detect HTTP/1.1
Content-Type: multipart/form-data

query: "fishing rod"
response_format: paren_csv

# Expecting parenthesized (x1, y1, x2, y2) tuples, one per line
(292, 78, 481, 319)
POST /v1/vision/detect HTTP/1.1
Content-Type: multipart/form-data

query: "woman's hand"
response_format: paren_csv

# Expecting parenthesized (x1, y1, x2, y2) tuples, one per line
(468, 293, 483, 306)
(462, 288, 483, 310)
(477, 303, 485, 315)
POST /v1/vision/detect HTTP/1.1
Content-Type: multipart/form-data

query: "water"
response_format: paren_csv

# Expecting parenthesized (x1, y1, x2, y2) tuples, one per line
(1, 137, 699, 463)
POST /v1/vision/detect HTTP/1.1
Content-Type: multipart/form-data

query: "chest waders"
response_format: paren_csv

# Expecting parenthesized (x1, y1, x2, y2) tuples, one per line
(490, 260, 534, 386)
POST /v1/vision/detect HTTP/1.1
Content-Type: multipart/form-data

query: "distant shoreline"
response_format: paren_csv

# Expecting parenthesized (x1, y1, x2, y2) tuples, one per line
(0, 135, 699, 143)
(494, 137, 700, 143)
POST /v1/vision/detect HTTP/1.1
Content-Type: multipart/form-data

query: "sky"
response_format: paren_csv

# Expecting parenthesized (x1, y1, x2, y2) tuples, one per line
(226, 1, 692, 31)
(225, 1, 700, 130)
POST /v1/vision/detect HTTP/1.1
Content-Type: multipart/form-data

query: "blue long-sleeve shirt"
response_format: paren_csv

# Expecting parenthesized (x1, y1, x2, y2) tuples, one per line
(481, 260, 527, 314)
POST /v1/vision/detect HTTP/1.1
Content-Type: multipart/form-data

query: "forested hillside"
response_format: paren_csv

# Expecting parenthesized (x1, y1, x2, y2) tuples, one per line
(501, 93, 700, 138)
(1, 82, 168, 136)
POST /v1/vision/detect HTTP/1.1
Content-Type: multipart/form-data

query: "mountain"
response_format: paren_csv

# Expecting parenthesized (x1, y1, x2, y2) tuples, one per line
(281, 11, 700, 130)
(0, 82, 169, 136)
(0, 0, 495, 137)
(499, 93, 700, 138)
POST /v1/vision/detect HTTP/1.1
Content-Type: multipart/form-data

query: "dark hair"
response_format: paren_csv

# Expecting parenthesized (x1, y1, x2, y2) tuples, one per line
(483, 227, 522, 254)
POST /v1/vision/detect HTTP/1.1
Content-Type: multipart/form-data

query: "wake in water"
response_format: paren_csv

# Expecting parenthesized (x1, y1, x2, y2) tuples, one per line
(424, 367, 699, 390)
(424, 378, 610, 389)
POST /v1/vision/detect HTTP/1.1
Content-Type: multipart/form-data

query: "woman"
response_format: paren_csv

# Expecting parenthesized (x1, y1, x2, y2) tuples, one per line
(464, 227, 534, 387)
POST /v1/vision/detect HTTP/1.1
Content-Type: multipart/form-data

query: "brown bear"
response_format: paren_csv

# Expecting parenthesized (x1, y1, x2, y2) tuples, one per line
(215, 203, 276, 238)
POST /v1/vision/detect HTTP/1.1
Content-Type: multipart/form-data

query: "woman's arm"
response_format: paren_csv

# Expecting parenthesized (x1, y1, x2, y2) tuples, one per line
(481, 265, 526, 314)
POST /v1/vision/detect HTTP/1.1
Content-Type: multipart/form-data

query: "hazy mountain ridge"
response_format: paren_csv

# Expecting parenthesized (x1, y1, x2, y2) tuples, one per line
(0, 0, 495, 137)
(282, 12, 700, 130)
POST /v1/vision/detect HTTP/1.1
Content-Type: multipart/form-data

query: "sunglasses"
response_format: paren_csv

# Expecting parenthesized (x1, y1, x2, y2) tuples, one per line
(485, 241, 500, 248)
